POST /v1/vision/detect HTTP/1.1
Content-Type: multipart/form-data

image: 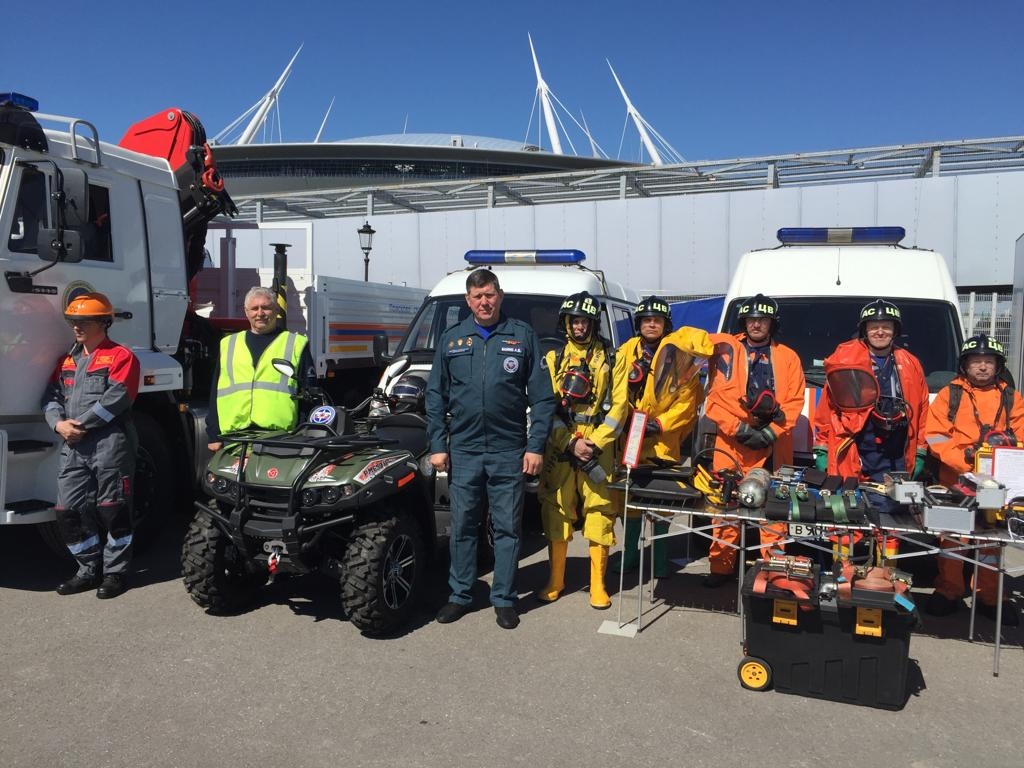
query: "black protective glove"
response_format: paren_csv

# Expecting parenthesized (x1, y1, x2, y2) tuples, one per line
(644, 418, 662, 437)
(964, 445, 977, 466)
(736, 423, 776, 450)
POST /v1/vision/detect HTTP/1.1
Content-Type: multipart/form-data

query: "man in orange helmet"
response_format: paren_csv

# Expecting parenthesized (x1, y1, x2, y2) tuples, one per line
(43, 292, 140, 599)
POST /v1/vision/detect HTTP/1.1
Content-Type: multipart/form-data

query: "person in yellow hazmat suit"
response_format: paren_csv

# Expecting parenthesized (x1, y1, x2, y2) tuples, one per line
(537, 292, 617, 608)
(591, 296, 714, 577)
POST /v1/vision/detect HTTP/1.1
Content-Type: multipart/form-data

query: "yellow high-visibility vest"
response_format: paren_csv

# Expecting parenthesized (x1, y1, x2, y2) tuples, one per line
(216, 331, 308, 434)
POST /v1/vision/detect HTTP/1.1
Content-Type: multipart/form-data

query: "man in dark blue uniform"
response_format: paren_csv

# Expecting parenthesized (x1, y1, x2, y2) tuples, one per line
(426, 269, 555, 629)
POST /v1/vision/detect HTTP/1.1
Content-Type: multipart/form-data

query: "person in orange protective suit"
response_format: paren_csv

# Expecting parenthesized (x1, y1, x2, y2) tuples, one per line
(925, 334, 1023, 625)
(591, 296, 713, 577)
(812, 299, 930, 561)
(537, 291, 617, 609)
(703, 294, 806, 587)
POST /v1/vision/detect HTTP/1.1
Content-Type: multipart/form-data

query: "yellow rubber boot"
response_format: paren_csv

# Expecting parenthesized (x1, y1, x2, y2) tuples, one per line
(536, 540, 568, 603)
(589, 543, 612, 609)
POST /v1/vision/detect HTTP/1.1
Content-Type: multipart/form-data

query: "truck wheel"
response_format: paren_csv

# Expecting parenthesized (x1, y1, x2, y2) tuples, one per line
(37, 522, 72, 560)
(181, 512, 264, 613)
(131, 412, 173, 551)
(341, 509, 425, 635)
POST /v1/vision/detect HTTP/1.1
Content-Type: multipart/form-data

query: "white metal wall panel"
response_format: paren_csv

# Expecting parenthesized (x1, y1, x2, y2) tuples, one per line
(217, 170, 1024, 295)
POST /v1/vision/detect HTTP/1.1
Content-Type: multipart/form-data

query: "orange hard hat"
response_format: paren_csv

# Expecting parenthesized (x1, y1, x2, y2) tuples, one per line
(65, 292, 114, 319)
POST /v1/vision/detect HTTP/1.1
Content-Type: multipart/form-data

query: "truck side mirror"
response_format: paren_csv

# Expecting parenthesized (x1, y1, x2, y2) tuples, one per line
(39, 166, 89, 263)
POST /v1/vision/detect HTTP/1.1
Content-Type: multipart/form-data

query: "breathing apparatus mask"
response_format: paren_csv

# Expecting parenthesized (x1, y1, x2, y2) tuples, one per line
(558, 360, 594, 411)
(741, 389, 783, 428)
(870, 396, 910, 434)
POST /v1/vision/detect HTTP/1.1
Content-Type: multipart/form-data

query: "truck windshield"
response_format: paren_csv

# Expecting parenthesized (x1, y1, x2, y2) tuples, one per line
(397, 294, 609, 357)
(721, 297, 963, 393)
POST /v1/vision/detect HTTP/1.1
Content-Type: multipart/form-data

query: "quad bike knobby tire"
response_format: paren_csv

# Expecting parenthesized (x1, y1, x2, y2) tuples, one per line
(341, 508, 426, 635)
(181, 512, 265, 613)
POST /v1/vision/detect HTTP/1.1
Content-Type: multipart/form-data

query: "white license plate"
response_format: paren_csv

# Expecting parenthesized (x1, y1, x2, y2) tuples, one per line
(788, 523, 827, 539)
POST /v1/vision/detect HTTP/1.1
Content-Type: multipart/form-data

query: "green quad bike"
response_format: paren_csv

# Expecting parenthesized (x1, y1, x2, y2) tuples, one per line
(182, 372, 449, 635)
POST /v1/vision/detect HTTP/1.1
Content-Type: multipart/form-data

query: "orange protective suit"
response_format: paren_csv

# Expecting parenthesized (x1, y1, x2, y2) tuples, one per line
(813, 339, 929, 561)
(813, 339, 929, 479)
(705, 333, 806, 573)
(926, 376, 1024, 605)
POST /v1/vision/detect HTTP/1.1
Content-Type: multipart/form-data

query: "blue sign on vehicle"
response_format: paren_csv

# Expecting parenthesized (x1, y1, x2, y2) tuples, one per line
(309, 406, 337, 425)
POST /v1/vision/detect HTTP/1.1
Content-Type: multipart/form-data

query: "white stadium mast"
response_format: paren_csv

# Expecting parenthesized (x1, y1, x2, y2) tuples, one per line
(529, 33, 563, 155)
(607, 60, 684, 166)
(213, 45, 303, 146)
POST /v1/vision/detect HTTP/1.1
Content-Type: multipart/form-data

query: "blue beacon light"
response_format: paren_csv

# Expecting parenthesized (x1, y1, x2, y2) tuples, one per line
(776, 227, 906, 245)
(464, 249, 586, 265)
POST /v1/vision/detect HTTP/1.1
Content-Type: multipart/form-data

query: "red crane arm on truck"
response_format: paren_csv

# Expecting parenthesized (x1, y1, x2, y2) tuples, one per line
(118, 108, 237, 284)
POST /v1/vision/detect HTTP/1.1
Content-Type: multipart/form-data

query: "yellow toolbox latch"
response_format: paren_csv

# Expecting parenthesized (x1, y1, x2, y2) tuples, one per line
(855, 606, 883, 637)
(772, 599, 798, 626)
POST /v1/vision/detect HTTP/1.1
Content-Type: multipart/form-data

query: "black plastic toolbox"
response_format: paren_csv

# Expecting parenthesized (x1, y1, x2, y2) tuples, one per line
(739, 562, 916, 710)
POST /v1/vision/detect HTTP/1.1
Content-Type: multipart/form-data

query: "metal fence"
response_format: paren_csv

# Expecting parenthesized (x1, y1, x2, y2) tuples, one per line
(959, 291, 1012, 349)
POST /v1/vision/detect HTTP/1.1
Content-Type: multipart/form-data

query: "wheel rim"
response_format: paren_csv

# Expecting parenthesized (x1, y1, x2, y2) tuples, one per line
(739, 659, 769, 689)
(381, 533, 417, 610)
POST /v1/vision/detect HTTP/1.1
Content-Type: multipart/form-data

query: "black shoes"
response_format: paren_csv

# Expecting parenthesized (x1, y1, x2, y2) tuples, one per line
(436, 602, 471, 624)
(702, 573, 734, 589)
(96, 574, 128, 600)
(494, 606, 519, 630)
(56, 573, 101, 595)
(924, 592, 962, 617)
(977, 601, 1020, 627)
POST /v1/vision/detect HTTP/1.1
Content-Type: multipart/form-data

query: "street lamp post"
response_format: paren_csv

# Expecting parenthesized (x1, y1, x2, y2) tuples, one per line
(357, 221, 376, 282)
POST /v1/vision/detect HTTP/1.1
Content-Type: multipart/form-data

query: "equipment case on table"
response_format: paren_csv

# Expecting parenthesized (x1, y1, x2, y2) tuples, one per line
(739, 562, 917, 710)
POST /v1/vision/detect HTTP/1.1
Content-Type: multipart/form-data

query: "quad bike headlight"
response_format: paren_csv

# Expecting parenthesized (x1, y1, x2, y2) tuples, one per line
(301, 488, 321, 507)
(322, 486, 342, 504)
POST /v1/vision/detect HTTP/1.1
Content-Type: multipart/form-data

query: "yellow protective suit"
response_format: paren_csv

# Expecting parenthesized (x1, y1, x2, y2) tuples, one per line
(592, 326, 714, 510)
(538, 336, 616, 545)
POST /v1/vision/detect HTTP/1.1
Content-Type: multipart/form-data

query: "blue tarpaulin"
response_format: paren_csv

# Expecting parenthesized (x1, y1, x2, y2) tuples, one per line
(670, 296, 725, 334)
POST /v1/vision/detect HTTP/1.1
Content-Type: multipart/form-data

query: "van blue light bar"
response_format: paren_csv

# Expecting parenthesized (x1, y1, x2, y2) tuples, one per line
(465, 249, 586, 265)
(0, 92, 39, 111)
(777, 227, 906, 245)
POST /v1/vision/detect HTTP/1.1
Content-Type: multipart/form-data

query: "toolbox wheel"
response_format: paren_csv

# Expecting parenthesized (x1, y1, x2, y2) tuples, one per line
(737, 656, 772, 691)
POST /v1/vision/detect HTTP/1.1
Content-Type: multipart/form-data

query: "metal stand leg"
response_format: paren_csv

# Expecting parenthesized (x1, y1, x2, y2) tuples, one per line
(600, 469, 638, 638)
(994, 544, 1004, 677)
(737, 523, 746, 617)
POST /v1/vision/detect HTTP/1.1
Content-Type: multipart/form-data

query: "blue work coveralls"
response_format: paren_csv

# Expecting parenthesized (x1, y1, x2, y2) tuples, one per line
(425, 314, 555, 607)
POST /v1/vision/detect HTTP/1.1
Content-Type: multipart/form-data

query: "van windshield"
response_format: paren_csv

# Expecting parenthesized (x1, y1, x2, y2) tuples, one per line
(397, 293, 609, 357)
(721, 297, 963, 393)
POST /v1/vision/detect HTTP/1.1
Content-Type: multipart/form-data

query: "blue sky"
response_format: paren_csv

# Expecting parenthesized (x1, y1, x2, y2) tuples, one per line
(8, 0, 1022, 162)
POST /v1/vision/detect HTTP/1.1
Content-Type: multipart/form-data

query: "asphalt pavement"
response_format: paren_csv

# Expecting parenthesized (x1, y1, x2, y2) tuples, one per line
(1, 513, 1021, 768)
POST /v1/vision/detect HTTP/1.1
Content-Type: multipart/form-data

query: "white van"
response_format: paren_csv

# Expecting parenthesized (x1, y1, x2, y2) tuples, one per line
(373, 249, 638, 406)
(715, 226, 965, 459)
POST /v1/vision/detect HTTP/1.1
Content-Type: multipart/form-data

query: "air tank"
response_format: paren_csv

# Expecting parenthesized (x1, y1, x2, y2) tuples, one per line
(737, 467, 771, 508)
